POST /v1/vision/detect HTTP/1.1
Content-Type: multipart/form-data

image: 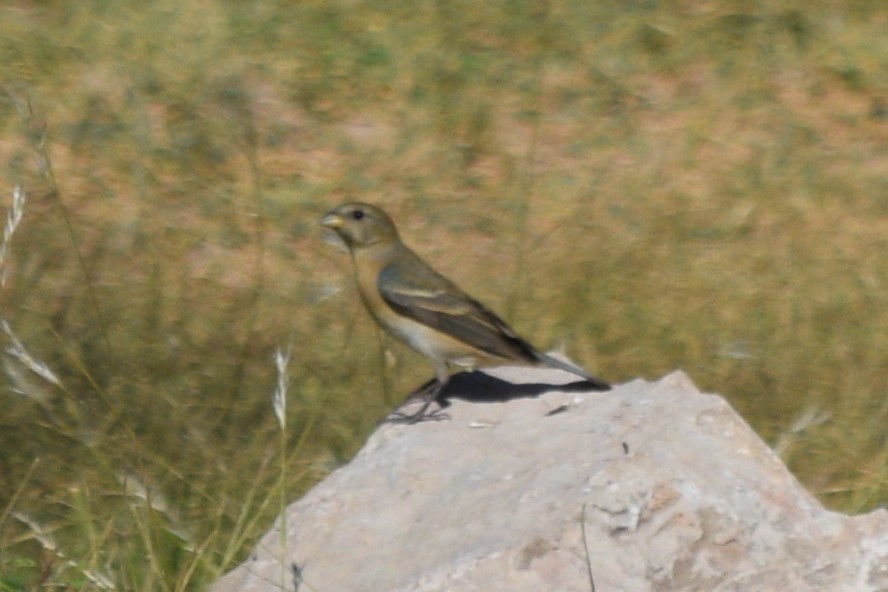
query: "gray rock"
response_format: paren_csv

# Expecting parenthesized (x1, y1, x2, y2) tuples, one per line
(211, 369, 888, 592)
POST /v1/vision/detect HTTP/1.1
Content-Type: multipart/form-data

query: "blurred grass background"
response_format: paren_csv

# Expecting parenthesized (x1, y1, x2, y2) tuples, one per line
(0, 0, 885, 588)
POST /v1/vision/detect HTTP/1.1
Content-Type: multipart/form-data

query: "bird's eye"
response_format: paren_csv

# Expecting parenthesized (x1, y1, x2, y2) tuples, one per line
(352, 210, 365, 221)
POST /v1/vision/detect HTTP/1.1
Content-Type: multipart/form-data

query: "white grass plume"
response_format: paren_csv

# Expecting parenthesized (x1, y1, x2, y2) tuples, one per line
(2, 319, 62, 389)
(273, 344, 292, 430)
(0, 185, 25, 287)
(12, 511, 115, 590)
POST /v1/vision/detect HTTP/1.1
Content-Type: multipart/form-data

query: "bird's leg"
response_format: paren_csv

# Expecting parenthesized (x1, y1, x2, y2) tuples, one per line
(403, 376, 439, 403)
(384, 379, 450, 424)
(384, 365, 451, 424)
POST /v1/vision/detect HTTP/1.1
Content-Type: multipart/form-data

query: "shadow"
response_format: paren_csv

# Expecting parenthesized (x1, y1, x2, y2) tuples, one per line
(406, 370, 608, 409)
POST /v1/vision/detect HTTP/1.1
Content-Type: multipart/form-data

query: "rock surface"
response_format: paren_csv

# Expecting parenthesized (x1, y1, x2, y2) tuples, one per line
(211, 368, 888, 592)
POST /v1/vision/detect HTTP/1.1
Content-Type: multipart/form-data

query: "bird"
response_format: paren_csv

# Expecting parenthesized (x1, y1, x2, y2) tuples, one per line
(320, 202, 610, 423)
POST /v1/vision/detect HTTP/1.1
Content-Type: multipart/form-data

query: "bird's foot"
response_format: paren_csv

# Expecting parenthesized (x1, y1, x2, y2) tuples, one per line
(383, 381, 450, 424)
(384, 406, 451, 424)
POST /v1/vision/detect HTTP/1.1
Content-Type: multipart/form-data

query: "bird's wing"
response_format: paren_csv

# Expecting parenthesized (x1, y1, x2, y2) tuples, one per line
(377, 254, 536, 362)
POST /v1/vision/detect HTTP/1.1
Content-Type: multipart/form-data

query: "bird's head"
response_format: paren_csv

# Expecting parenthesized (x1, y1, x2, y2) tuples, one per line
(320, 202, 400, 249)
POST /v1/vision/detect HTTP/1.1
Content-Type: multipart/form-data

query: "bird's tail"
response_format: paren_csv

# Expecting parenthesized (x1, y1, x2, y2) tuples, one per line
(535, 351, 611, 391)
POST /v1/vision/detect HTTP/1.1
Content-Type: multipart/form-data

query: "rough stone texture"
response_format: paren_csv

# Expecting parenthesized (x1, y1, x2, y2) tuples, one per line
(212, 368, 888, 592)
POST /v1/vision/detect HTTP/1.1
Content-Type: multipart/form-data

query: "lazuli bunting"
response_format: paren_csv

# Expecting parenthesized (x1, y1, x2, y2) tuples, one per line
(321, 202, 610, 422)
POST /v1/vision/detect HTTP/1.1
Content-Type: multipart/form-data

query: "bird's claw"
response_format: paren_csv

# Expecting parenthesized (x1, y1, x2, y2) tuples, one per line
(384, 408, 451, 424)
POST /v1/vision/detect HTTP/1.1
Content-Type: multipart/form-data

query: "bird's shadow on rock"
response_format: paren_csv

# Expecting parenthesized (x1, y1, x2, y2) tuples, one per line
(413, 370, 602, 409)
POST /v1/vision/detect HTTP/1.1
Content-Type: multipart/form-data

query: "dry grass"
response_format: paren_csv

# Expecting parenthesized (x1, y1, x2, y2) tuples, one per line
(0, 0, 886, 588)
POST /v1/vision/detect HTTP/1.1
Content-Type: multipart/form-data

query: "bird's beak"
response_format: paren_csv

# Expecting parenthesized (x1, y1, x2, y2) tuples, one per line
(320, 212, 349, 252)
(320, 213, 345, 229)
